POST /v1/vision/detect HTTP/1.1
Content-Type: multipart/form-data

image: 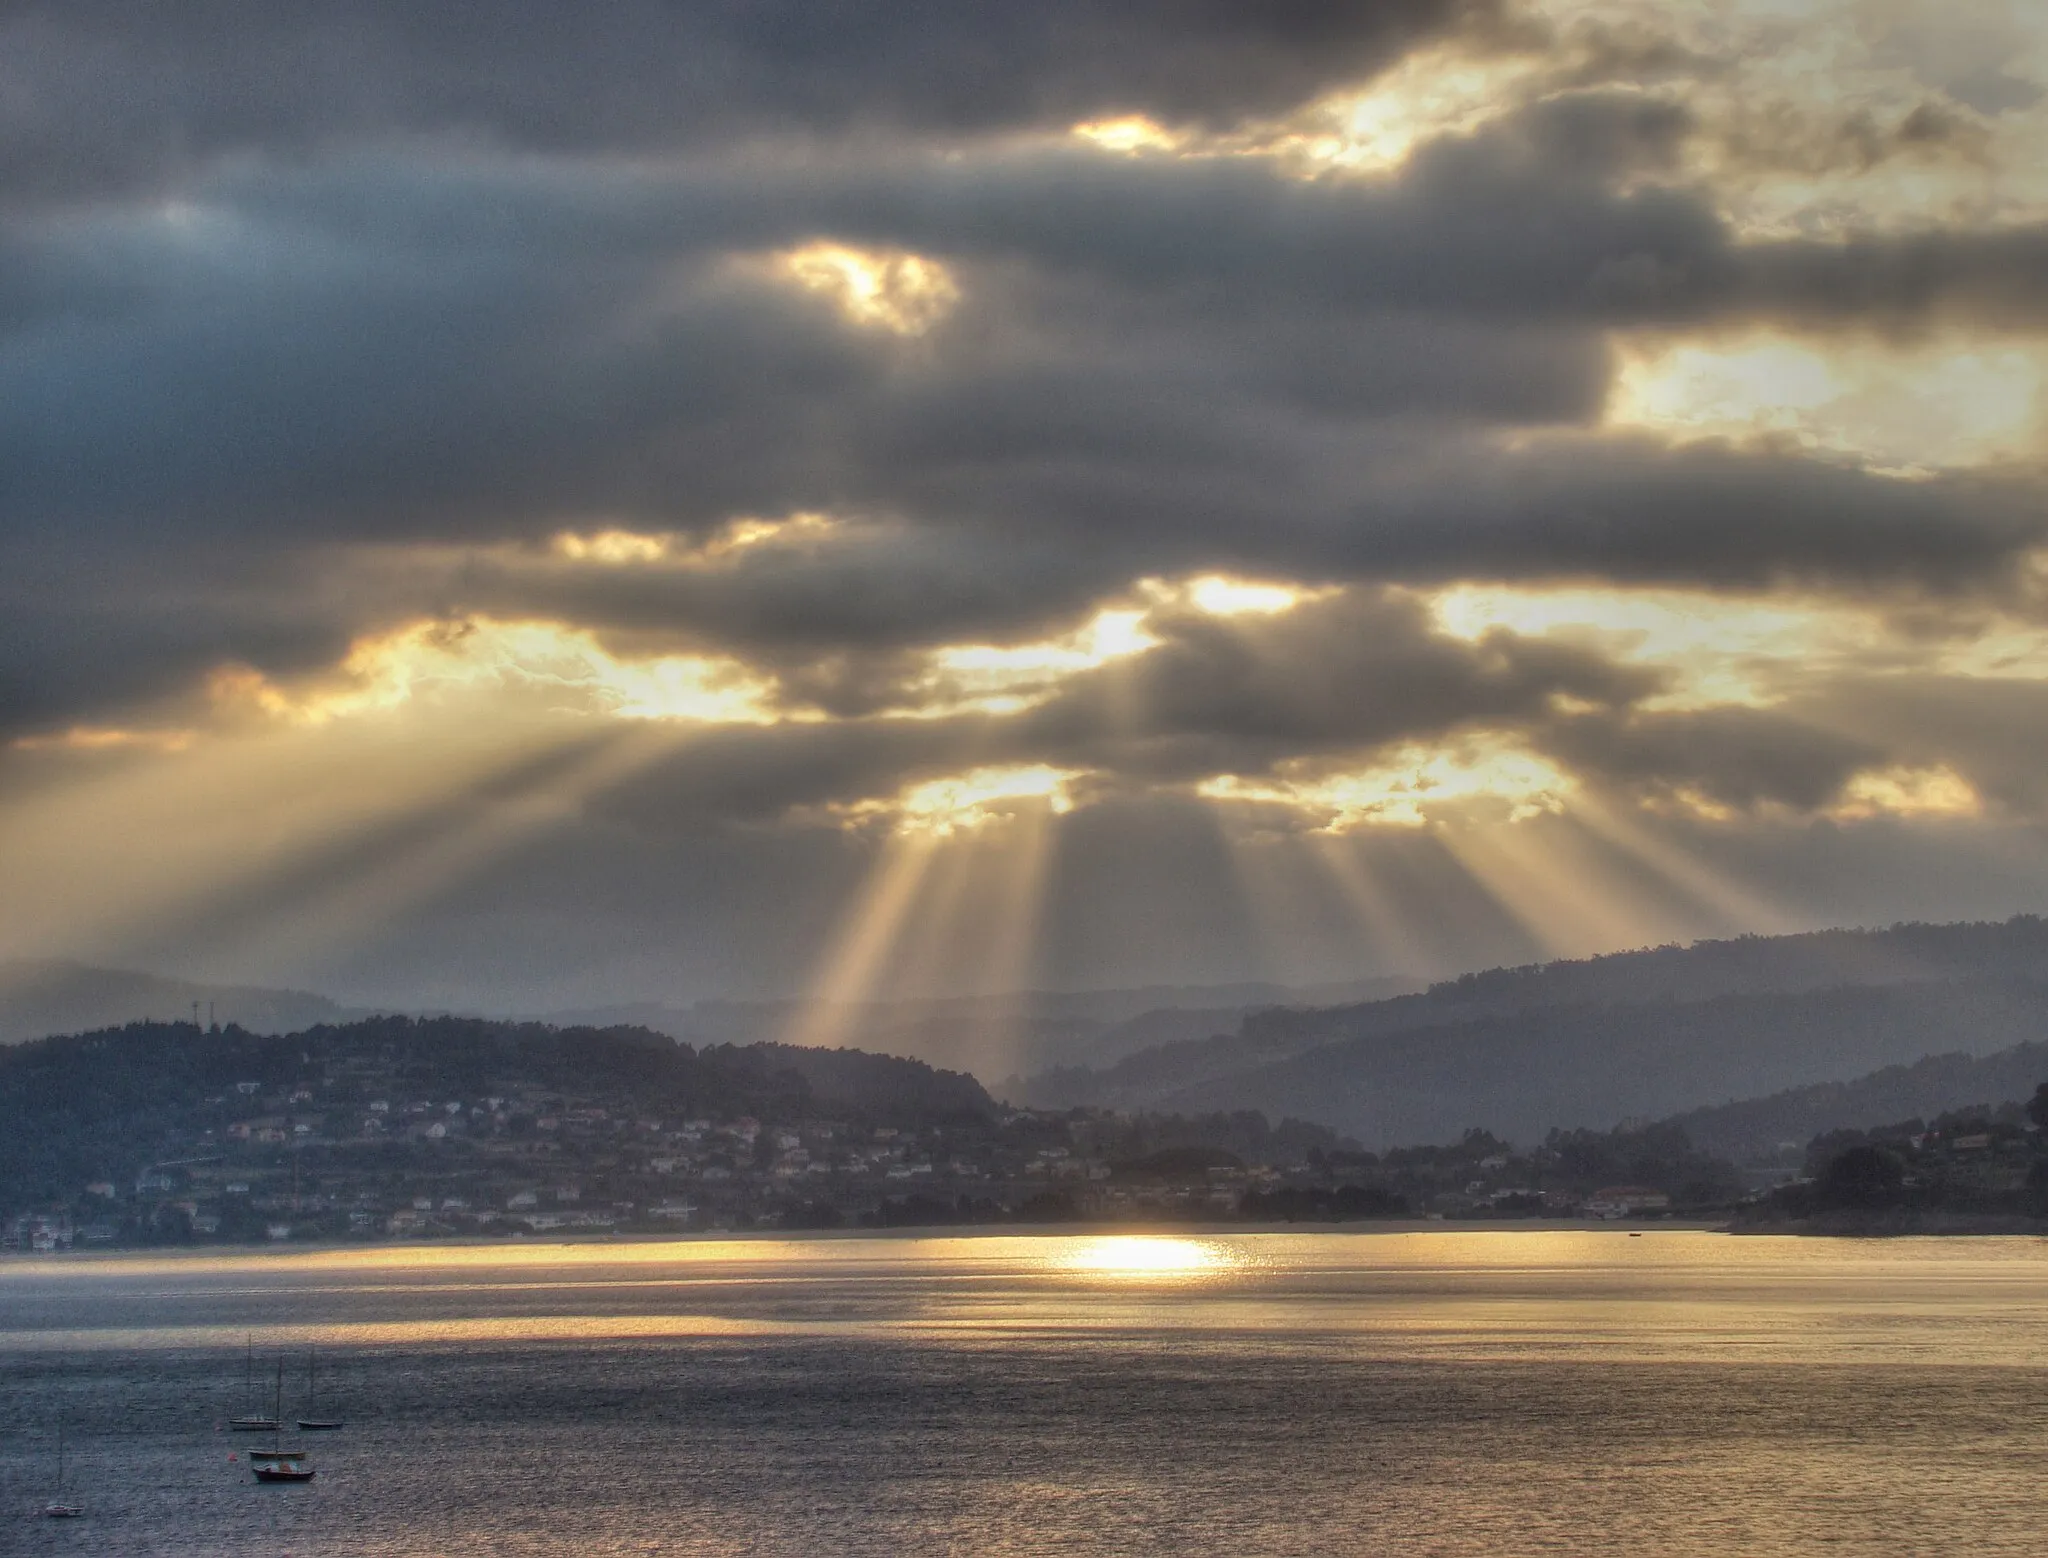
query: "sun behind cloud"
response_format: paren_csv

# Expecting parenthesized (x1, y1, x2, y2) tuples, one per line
(771, 242, 962, 335)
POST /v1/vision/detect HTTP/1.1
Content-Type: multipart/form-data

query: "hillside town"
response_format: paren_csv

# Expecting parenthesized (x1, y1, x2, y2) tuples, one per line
(0, 1015, 1791, 1251)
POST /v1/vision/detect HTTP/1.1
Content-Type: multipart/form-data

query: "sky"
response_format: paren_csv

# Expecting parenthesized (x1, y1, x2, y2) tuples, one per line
(5, 0, 2048, 1026)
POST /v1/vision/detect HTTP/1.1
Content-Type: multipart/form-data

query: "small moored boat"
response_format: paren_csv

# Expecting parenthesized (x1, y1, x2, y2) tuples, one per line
(249, 1357, 315, 1483)
(43, 1418, 82, 1518)
(297, 1344, 342, 1431)
(229, 1336, 280, 1430)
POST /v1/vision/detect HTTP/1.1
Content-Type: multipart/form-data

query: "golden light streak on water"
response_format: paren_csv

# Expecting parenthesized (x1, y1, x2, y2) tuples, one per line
(10, 1232, 2048, 1365)
(13, 1233, 2048, 1553)
(1055, 1236, 1242, 1279)
(0, 1314, 806, 1353)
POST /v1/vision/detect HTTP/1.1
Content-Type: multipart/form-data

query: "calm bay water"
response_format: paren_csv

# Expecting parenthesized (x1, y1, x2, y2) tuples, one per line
(4, 1228, 2048, 1554)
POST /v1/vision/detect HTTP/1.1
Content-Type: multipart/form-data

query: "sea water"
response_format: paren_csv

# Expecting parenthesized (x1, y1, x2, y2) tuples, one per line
(3, 1229, 2047, 1555)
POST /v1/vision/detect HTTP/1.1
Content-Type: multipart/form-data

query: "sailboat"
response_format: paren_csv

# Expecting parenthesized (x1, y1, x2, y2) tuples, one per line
(250, 1357, 315, 1483)
(297, 1344, 343, 1431)
(229, 1335, 280, 1432)
(43, 1418, 82, 1518)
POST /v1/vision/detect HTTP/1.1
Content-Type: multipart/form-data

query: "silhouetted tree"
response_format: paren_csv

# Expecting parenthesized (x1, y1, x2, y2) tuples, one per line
(1818, 1145, 1905, 1209)
(2027, 1082, 2048, 1132)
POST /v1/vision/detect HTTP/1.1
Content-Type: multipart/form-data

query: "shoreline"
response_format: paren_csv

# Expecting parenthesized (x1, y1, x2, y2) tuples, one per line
(31, 1213, 2048, 1262)
(1730, 1209, 2048, 1237)
(5, 1218, 1739, 1264)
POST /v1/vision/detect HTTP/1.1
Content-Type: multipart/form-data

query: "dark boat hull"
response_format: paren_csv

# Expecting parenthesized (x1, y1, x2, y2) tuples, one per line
(252, 1465, 316, 1482)
(229, 1417, 280, 1432)
(297, 1419, 343, 1430)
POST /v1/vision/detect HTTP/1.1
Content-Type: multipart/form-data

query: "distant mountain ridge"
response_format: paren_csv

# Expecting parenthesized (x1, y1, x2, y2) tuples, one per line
(22, 916, 2048, 1154)
(543, 974, 1419, 1080)
(1009, 916, 2048, 1146)
(1146, 978, 2048, 1147)
(0, 958, 1420, 1079)
(0, 959, 366, 1046)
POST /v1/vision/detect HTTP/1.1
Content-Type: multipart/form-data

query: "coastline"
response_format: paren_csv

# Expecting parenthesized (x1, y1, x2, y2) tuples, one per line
(2, 1218, 1740, 1265)
(37, 1212, 2048, 1261)
(1729, 1209, 2048, 1237)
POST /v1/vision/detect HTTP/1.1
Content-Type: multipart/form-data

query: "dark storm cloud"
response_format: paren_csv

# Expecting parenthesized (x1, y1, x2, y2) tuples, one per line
(586, 589, 1667, 829)
(1540, 706, 1885, 813)
(8, 91, 2046, 548)
(1021, 589, 1656, 769)
(5, 38, 2047, 751)
(1537, 674, 2048, 822)
(1781, 675, 2048, 816)
(5, 122, 2039, 526)
(1736, 226, 2048, 333)
(0, 0, 1494, 206)
(8, 116, 1712, 547)
(591, 716, 1004, 832)
(0, 542, 360, 739)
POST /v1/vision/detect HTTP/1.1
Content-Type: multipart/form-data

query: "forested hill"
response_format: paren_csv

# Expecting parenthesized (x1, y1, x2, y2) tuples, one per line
(1416, 917, 2048, 1008)
(740, 1042, 995, 1120)
(0, 1016, 994, 1208)
(1013, 915, 2048, 1114)
(1664, 1041, 2048, 1165)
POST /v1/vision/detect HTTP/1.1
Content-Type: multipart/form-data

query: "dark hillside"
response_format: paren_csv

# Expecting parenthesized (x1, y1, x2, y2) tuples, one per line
(729, 1043, 995, 1122)
(1015, 915, 2048, 1111)
(1665, 1042, 2048, 1165)
(1151, 978, 2048, 1149)
(0, 1016, 991, 1213)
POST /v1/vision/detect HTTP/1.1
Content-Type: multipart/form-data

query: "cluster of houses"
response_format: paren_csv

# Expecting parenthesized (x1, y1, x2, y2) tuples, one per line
(16, 1099, 1692, 1245)
(4, 1037, 1748, 1247)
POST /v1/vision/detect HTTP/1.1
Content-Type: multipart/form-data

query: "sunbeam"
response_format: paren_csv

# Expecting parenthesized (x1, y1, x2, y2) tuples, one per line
(1431, 817, 1667, 961)
(781, 831, 944, 1051)
(1564, 796, 1794, 937)
(1217, 829, 1363, 985)
(869, 823, 991, 1006)
(964, 803, 1058, 1076)
(195, 723, 690, 986)
(1305, 832, 1433, 977)
(0, 713, 589, 970)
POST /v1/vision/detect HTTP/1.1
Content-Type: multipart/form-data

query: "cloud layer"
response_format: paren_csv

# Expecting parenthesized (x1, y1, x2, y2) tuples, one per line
(5, 0, 2048, 1005)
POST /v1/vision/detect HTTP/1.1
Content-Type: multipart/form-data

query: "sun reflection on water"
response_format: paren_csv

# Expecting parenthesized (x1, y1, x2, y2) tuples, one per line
(1057, 1236, 1240, 1279)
